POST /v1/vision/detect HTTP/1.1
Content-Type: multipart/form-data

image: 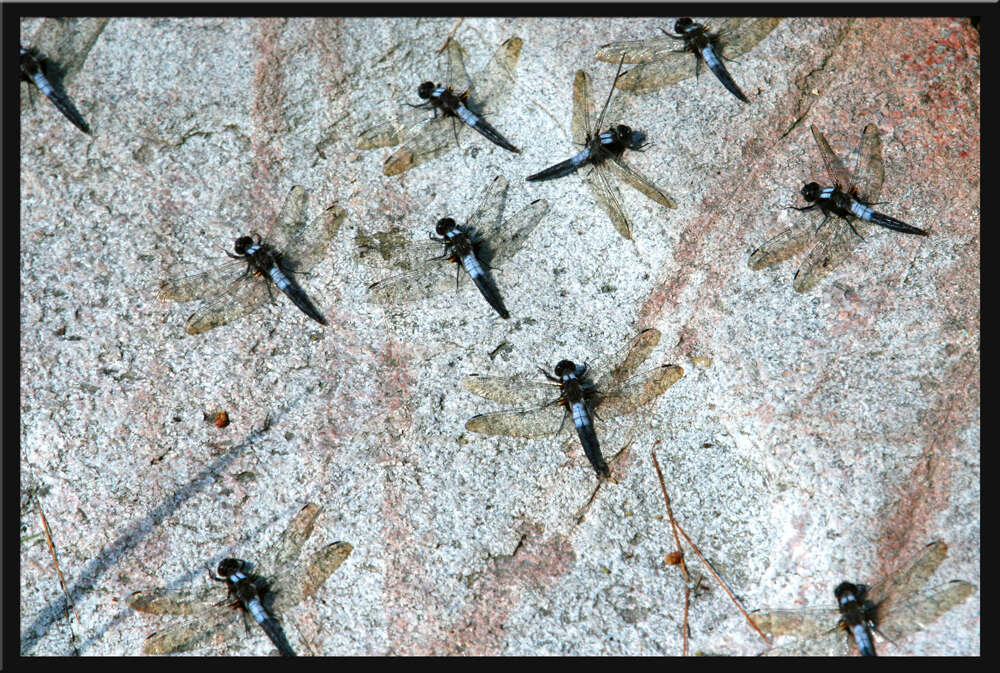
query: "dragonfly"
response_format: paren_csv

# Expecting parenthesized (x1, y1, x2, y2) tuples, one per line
(749, 124, 929, 293)
(750, 540, 976, 656)
(126, 503, 353, 656)
(356, 37, 522, 176)
(595, 17, 781, 99)
(158, 186, 345, 334)
(463, 329, 684, 479)
(525, 58, 676, 240)
(20, 46, 91, 134)
(363, 175, 549, 320)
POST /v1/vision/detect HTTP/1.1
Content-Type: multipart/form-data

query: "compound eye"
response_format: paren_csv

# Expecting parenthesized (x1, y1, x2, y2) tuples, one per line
(435, 217, 456, 235)
(233, 236, 253, 254)
(217, 558, 240, 576)
(417, 81, 435, 99)
(801, 182, 821, 200)
(554, 360, 577, 377)
(674, 18, 693, 32)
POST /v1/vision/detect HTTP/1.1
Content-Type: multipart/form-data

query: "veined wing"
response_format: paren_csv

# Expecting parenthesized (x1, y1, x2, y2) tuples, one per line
(356, 104, 432, 150)
(760, 627, 849, 656)
(157, 259, 246, 303)
(444, 38, 474, 99)
(262, 186, 309, 254)
(594, 328, 661, 391)
(850, 123, 885, 204)
(465, 175, 508, 236)
(865, 540, 948, 613)
(28, 17, 108, 83)
(465, 403, 565, 439)
(126, 584, 220, 616)
(595, 35, 682, 64)
(810, 125, 852, 190)
(381, 115, 453, 176)
(140, 608, 244, 655)
(281, 203, 344, 273)
(183, 274, 270, 334)
(462, 373, 559, 406)
(792, 217, 871, 293)
(359, 235, 446, 271)
(877, 580, 975, 643)
(751, 606, 848, 656)
(270, 541, 353, 613)
(571, 69, 595, 147)
(613, 57, 696, 94)
(594, 364, 684, 420)
(718, 18, 781, 59)
(748, 221, 816, 269)
(606, 155, 677, 208)
(582, 160, 633, 239)
(479, 198, 550, 267)
(266, 503, 321, 571)
(366, 260, 454, 305)
(465, 37, 522, 113)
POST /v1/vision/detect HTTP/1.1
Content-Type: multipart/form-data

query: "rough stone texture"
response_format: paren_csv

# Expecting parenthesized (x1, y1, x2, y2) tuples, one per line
(19, 16, 978, 656)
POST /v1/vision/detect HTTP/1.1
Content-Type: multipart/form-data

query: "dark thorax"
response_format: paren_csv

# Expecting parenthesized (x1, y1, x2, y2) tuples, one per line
(834, 581, 878, 656)
(230, 235, 281, 276)
(417, 81, 467, 117)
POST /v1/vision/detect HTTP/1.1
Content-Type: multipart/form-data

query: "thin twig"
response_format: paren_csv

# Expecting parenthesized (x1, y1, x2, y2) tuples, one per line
(38, 498, 82, 627)
(437, 18, 464, 55)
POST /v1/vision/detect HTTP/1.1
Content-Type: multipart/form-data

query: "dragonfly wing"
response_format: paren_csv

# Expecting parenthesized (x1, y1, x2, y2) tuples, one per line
(366, 262, 454, 305)
(183, 275, 270, 334)
(157, 259, 246, 303)
(480, 198, 550, 267)
(719, 18, 782, 59)
(281, 204, 344, 273)
(465, 175, 508, 236)
(614, 56, 696, 94)
(866, 540, 948, 609)
(582, 162, 633, 240)
(748, 221, 816, 269)
(571, 69, 594, 147)
(265, 185, 309, 253)
(28, 17, 108, 82)
(595, 35, 679, 64)
(359, 237, 446, 271)
(760, 627, 850, 656)
(876, 580, 975, 644)
(462, 374, 559, 405)
(750, 606, 841, 637)
(382, 116, 454, 176)
(595, 364, 684, 420)
(356, 105, 429, 150)
(792, 218, 870, 293)
(594, 328, 661, 391)
(606, 156, 677, 208)
(851, 123, 885, 204)
(263, 503, 321, 571)
(444, 38, 474, 98)
(270, 542, 354, 613)
(141, 609, 243, 655)
(467, 37, 522, 113)
(126, 585, 219, 616)
(810, 125, 852, 189)
(465, 404, 566, 439)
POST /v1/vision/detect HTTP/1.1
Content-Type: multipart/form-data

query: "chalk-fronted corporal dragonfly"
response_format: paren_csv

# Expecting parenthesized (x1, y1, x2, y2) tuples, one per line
(595, 18, 781, 100)
(363, 176, 549, 319)
(463, 329, 684, 479)
(749, 123, 928, 292)
(126, 503, 353, 656)
(750, 540, 975, 655)
(526, 59, 676, 240)
(158, 186, 344, 334)
(20, 46, 91, 134)
(357, 37, 522, 176)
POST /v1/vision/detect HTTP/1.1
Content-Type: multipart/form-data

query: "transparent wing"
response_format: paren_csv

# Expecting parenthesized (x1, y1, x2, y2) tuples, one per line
(462, 374, 560, 405)
(365, 260, 454, 305)
(748, 221, 816, 269)
(381, 115, 454, 176)
(750, 605, 841, 638)
(606, 156, 677, 208)
(595, 35, 684, 64)
(759, 627, 849, 657)
(466, 37, 522, 113)
(582, 162, 633, 240)
(356, 104, 432, 150)
(866, 540, 948, 611)
(614, 57, 696, 94)
(157, 258, 246, 303)
(264, 503, 321, 571)
(140, 609, 243, 655)
(810, 125, 852, 189)
(270, 542, 354, 613)
(571, 69, 594, 147)
(593, 328, 660, 390)
(464, 175, 508, 235)
(359, 234, 446, 271)
(183, 275, 270, 334)
(465, 403, 566, 439)
(877, 580, 975, 643)
(264, 185, 309, 253)
(718, 17, 782, 59)
(281, 203, 344, 273)
(595, 364, 684, 420)
(792, 218, 871, 293)
(126, 585, 220, 616)
(444, 38, 474, 97)
(28, 17, 108, 82)
(851, 123, 886, 204)
(479, 198, 550, 267)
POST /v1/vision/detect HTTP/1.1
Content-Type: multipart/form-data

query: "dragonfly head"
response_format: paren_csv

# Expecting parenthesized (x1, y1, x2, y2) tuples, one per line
(435, 217, 458, 236)
(834, 581, 867, 608)
(554, 360, 579, 379)
(217, 558, 248, 579)
(674, 17, 696, 34)
(417, 81, 436, 100)
(233, 236, 255, 255)
(800, 182, 822, 202)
